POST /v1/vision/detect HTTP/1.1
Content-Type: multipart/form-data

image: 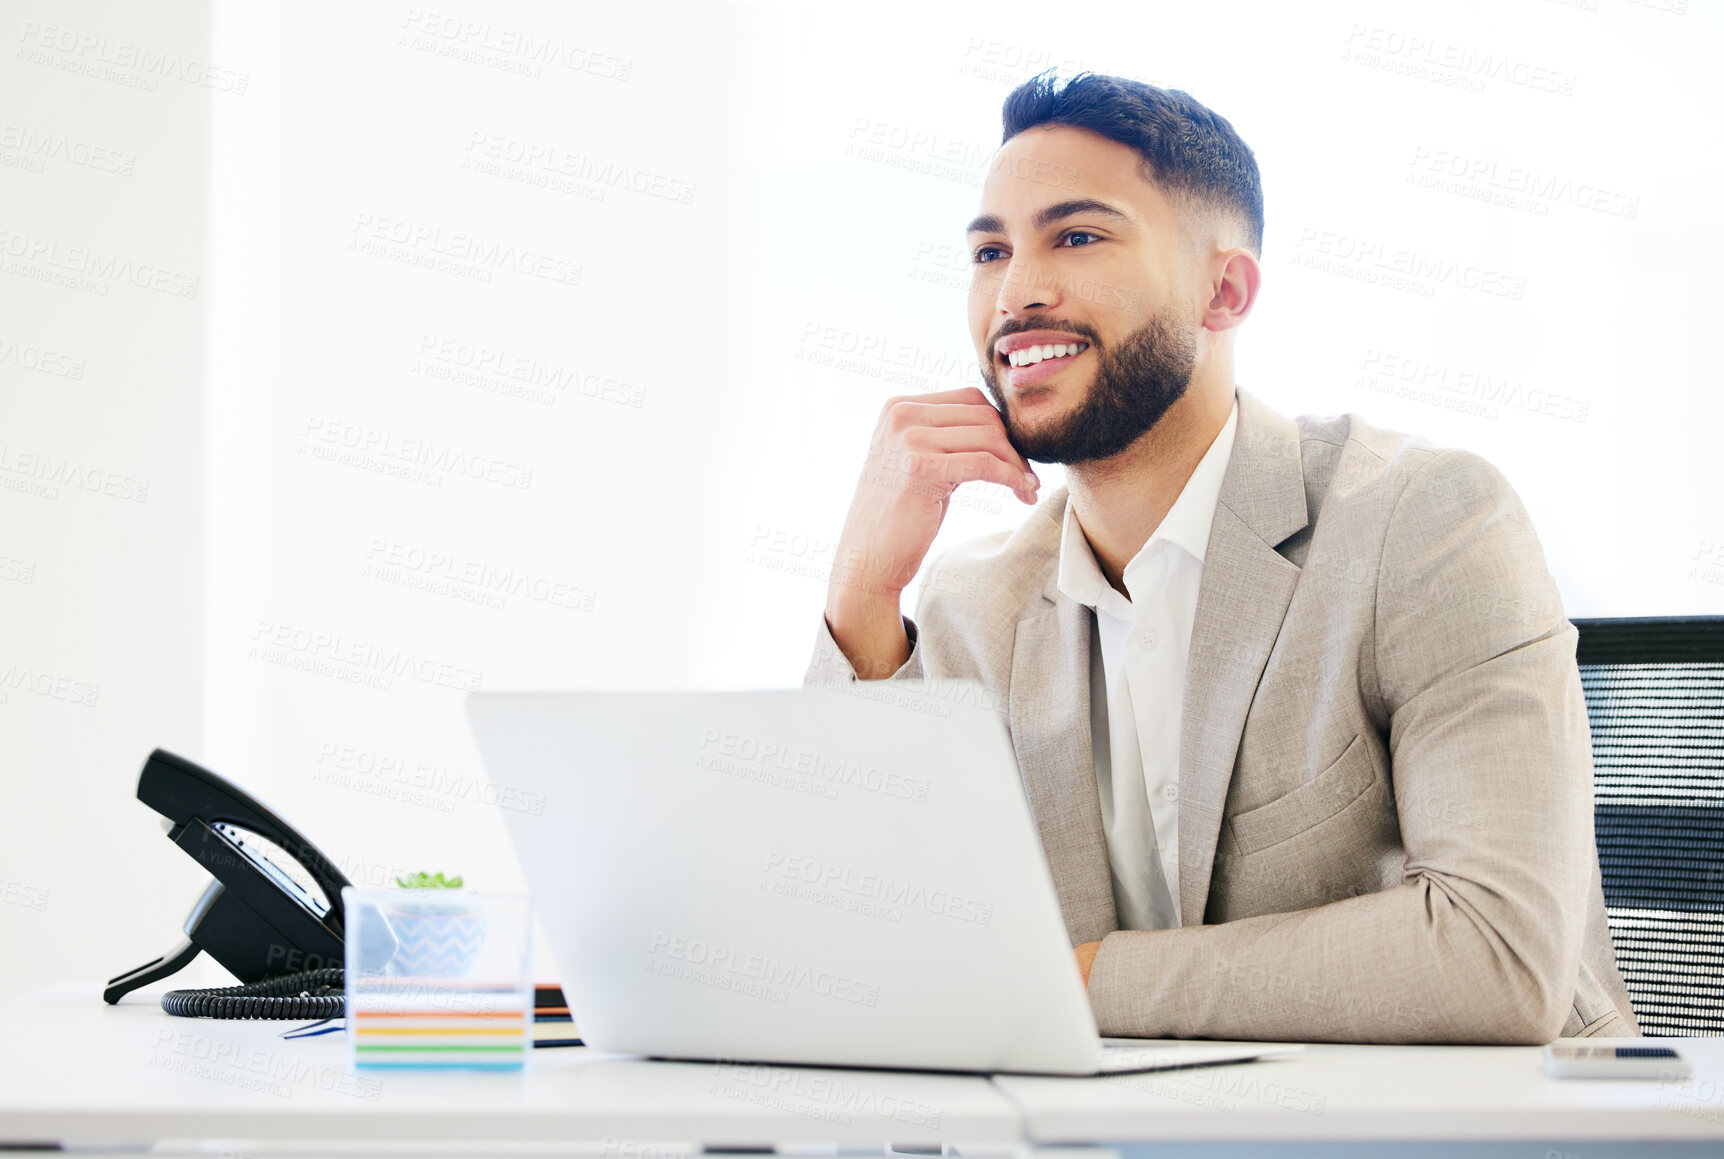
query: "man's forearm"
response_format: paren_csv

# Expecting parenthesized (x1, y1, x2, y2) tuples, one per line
(1086, 872, 1582, 1045)
(804, 604, 923, 688)
(823, 592, 912, 681)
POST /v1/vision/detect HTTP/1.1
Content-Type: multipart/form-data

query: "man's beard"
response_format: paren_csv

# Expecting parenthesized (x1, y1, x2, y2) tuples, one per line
(982, 307, 1197, 465)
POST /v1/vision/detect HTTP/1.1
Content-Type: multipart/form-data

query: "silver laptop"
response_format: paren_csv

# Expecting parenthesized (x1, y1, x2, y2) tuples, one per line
(467, 682, 1298, 1076)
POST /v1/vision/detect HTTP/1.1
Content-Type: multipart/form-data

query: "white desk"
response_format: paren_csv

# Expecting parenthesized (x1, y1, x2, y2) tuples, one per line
(6, 982, 1724, 1153)
(994, 1039, 1724, 1147)
(0, 983, 1019, 1149)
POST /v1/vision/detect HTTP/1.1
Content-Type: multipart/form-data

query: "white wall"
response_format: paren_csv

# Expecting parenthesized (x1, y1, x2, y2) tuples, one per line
(3, 0, 1719, 1000)
(1, 0, 213, 1000)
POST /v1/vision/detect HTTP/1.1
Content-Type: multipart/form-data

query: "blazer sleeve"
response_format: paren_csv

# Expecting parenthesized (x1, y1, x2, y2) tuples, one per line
(1085, 448, 1595, 1044)
(804, 612, 925, 685)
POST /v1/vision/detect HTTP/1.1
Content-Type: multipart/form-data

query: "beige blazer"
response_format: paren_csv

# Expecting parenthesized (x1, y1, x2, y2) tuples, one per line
(806, 385, 1637, 1043)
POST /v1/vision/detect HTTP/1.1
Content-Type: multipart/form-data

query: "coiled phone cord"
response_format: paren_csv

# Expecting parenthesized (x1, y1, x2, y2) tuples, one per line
(161, 966, 344, 1019)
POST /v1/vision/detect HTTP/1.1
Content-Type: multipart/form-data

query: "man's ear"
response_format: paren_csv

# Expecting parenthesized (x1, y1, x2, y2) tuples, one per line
(1201, 248, 1261, 334)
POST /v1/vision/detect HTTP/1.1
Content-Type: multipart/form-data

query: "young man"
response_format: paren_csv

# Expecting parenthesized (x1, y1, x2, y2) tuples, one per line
(806, 72, 1636, 1043)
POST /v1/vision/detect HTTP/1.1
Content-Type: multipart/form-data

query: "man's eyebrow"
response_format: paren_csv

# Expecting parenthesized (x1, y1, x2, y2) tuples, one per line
(963, 198, 1133, 237)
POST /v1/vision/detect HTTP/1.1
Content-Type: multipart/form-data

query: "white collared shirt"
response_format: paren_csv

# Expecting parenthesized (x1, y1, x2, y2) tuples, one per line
(1054, 397, 1238, 930)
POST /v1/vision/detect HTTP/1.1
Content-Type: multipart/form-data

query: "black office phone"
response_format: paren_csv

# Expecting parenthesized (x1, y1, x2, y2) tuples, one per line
(105, 749, 353, 1014)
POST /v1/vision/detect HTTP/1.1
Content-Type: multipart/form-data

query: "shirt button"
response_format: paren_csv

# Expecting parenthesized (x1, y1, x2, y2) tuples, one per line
(1138, 629, 1159, 650)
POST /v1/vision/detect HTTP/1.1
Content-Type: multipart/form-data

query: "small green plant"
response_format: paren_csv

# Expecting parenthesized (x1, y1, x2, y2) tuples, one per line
(395, 871, 464, 889)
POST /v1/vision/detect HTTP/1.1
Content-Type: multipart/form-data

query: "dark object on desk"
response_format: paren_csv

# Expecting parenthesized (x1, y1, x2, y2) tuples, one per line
(533, 983, 582, 1046)
(163, 966, 345, 1020)
(534, 983, 570, 1018)
(104, 749, 366, 1016)
(1543, 1042, 1691, 1079)
(1575, 615, 1724, 1035)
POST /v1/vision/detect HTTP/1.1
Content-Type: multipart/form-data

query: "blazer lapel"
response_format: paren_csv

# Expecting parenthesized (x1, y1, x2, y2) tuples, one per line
(1177, 387, 1310, 925)
(1009, 591, 1118, 946)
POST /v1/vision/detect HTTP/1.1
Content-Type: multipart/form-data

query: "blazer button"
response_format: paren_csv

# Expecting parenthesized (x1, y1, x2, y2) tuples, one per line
(1138, 629, 1159, 650)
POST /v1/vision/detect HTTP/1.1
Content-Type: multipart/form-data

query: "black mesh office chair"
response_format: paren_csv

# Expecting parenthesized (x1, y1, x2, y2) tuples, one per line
(1574, 615, 1724, 1036)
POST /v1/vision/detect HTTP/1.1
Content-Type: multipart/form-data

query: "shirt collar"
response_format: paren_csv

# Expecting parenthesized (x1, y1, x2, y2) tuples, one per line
(1057, 395, 1239, 611)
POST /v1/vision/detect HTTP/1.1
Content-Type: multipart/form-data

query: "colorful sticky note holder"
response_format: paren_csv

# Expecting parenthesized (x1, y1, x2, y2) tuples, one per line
(342, 888, 533, 1070)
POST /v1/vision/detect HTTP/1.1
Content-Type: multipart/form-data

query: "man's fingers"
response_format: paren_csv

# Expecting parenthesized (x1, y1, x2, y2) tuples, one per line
(907, 424, 1028, 473)
(881, 400, 1003, 432)
(869, 443, 1039, 506)
(884, 386, 990, 409)
(928, 451, 1040, 499)
(880, 402, 1037, 479)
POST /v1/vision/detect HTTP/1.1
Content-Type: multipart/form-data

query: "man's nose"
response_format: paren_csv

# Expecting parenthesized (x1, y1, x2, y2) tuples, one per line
(995, 255, 1061, 316)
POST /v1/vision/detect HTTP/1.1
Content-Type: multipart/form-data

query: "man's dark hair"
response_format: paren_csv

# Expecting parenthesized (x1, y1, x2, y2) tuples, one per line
(1001, 71, 1264, 254)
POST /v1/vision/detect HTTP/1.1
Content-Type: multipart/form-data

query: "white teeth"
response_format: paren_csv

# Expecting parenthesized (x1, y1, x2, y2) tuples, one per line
(1007, 341, 1087, 367)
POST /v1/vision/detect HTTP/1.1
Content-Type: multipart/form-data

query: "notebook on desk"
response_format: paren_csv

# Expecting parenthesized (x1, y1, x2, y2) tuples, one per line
(469, 682, 1301, 1076)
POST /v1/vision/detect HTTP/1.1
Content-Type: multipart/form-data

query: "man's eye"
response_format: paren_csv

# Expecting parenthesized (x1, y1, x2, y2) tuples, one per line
(973, 233, 1099, 264)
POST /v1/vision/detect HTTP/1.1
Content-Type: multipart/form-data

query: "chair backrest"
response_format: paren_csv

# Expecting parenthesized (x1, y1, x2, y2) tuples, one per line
(1574, 615, 1724, 1036)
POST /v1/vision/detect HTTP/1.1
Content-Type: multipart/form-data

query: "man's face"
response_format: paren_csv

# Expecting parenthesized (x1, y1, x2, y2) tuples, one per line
(967, 125, 1200, 465)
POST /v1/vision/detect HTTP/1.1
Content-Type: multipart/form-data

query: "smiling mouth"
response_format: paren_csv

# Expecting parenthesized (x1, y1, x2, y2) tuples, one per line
(1000, 341, 1091, 369)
